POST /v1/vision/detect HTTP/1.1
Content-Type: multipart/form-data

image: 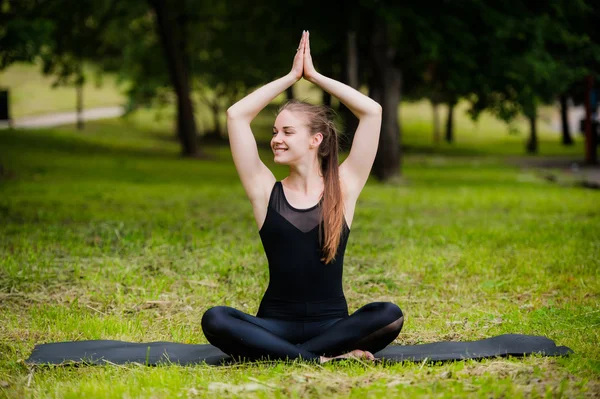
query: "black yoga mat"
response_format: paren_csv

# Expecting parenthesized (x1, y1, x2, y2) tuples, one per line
(26, 334, 572, 366)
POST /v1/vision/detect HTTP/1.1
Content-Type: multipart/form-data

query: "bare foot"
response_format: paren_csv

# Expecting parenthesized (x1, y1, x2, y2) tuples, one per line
(319, 349, 375, 363)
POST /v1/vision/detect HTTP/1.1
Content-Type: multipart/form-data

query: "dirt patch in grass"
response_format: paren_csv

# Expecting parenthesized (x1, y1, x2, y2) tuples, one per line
(508, 156, 600, 189)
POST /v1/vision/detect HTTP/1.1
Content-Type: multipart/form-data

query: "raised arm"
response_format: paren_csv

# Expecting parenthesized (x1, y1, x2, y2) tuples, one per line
(227, 32, 306, 208)
(303, 32, 382, 200)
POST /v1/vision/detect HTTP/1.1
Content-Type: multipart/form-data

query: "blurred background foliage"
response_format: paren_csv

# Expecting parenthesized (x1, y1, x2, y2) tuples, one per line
(1, 0, 599, 179)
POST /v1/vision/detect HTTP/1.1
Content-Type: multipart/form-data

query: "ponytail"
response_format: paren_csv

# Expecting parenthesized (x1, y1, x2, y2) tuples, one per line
(277, 100, 344, 264)
(319, 119, 344, 264)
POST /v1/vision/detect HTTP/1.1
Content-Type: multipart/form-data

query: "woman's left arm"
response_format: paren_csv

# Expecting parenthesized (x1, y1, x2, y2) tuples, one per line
(303, 32, 382, 199)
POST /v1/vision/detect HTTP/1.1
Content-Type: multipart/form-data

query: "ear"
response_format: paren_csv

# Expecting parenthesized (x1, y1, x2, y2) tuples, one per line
(310, 132, 324, 149)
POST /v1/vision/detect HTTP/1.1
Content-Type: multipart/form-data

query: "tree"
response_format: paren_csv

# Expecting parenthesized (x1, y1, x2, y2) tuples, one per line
(368, 13, 402, 180)
(1, 0, 203, 156)
(147, 0, 199, 156)
(420, 3, 480, 145)
(466, 1, 597, 154)
(558, 93, 574, 146)
(0, 0, 52, 68)
(365, 1, 484, 176)
(1, 0, 125, 130)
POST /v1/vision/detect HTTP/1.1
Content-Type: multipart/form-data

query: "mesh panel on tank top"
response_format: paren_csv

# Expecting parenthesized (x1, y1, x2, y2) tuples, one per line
(270, 182, 321, 233)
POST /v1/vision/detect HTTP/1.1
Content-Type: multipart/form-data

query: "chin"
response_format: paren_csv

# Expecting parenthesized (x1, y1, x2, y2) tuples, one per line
(273, 151, 289, 165)
(273, 157, 290, 165)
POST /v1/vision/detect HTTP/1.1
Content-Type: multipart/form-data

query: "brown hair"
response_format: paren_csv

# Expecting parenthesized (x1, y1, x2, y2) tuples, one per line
(277, 100, 343, 264)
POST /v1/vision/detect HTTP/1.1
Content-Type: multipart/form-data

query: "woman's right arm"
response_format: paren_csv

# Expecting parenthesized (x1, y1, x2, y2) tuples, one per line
(226, 32, 306, 207)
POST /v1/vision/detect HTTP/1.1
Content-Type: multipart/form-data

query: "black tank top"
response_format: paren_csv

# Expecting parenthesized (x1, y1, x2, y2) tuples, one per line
(257, 182, 350, 321)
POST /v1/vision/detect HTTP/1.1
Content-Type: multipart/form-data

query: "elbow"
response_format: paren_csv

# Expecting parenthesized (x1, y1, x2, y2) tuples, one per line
(362, 102, 382, 118)
(226, 106, 238, 120)
(371, 102, 382, 115)
(226, 106, 251, 123)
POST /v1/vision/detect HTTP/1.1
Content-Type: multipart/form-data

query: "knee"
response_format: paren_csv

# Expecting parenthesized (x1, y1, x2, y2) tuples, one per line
(378, 302, 404, 322)
(379, 302, 404, 334)
(201, 306, 230, 336)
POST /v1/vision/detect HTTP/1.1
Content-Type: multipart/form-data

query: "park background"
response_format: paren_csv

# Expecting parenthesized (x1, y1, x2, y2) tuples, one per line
(0, 0, 599, 398)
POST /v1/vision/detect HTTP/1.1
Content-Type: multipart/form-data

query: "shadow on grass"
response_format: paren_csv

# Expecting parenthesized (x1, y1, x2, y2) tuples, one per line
(0, 125, 237, 162)
(0, 128, 177, 160)
(403, 144, 490, 157)
(0, 117, 582, 175)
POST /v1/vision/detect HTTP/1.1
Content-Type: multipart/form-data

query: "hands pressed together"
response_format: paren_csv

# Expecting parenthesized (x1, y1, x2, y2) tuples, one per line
(290, 30, 318, 82)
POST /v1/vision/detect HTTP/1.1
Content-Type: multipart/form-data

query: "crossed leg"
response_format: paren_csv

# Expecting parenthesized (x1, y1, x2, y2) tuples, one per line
(299, 302, 404, 357)
(201, 302, 404, 362)
(201, 306, 321, 361)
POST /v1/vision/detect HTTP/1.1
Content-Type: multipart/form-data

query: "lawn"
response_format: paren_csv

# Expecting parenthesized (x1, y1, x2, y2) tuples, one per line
(0, 64, 127, 119)
(0, 96, 599, 398)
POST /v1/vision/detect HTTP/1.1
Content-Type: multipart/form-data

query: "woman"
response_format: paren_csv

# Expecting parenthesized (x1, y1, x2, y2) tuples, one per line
(201, 31, 403, 363)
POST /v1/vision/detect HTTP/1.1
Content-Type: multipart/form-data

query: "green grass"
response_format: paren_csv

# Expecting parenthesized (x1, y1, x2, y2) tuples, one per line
(1, 95, 599, 398)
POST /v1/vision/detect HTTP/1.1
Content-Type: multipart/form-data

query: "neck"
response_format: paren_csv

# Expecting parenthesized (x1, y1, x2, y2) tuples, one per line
(284, 156, 323, 195)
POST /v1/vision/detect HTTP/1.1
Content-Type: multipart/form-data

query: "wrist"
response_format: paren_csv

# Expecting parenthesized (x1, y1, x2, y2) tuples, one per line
(306, 72, 323, 85)
(286, 72, 301, 84)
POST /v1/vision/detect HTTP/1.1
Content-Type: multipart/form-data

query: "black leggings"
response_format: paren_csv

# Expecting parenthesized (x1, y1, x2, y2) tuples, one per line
(201, 302, 404, 361)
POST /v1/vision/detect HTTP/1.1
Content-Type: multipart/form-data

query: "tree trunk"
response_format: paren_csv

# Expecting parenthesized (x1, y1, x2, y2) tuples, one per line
(559, 94, 573, 146)
(370, 19, 402, 180)
(445, 101, 455, 143)
(75, 3, 84, 131)
(526, 109, 538, 154)
(286, 86, 294, 101)
(584, 75, 597, 164)
(213, 103, 221, 138)
(76, 69, 84, 131)
(150, 0, 199, 157)
(202, 101, 223, 141)
(340, 30, 359, 151)
(431, 99, 440, 146)
(322, 90, 332, 107)
(346, 31, 359, 89)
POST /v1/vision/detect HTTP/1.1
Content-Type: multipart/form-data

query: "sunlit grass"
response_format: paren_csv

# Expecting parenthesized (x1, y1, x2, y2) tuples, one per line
(0, 63, 126, 119)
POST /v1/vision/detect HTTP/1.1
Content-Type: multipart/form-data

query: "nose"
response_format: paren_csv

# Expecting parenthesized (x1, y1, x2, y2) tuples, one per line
(272, 132, 283, 143)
